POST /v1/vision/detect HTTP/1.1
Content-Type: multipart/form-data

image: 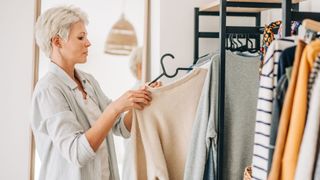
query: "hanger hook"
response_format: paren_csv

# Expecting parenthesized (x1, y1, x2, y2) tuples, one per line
(160, 53, 175, 76)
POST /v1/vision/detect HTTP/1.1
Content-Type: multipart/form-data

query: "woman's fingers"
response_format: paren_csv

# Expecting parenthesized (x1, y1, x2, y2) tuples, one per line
(155, 81, 162, 87)
(132, 97, 150, 106)
(149, 81, 162, 88)
(132, 91, 152, 101)
(121, 88, 154, 111)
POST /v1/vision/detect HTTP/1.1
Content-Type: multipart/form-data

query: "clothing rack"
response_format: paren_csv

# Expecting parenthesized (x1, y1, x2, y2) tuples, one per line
(193, 0, 320, 179)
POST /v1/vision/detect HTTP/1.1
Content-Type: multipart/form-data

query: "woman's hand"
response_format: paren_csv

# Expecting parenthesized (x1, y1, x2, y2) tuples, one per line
(111, 86, 152, 114)
(149, 81, 162, 88)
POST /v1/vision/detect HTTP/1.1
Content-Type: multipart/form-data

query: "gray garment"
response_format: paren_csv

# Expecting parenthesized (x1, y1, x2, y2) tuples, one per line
(184, 55, 217, 180)
(223, 52, 260, 180)
(184, 52, 259, 180)
(31, 62, 130, 180)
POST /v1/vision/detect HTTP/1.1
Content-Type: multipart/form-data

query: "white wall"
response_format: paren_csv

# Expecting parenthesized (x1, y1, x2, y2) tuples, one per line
(149, 0, 160, 80)
(0, 0, 35, 179)
(150, 0, 320, 83)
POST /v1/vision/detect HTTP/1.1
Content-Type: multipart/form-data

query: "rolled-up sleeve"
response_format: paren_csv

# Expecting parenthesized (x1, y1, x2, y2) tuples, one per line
(32, 87, 96, 167)
(112, 113, 130, 138)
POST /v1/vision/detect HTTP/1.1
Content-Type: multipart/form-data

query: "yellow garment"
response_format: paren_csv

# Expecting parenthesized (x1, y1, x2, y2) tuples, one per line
(268, 40, 306, 180)
(282, 39, 320, 180)
(130, 69, 207, 180)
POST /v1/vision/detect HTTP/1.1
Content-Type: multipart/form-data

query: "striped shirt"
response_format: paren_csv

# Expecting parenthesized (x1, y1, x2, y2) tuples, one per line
(308, 56, 320, 105)
(251, 38, 295, 180)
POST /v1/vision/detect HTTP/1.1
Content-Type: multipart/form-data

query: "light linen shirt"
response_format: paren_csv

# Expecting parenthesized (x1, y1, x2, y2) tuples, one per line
(31, 62, 130, 180)
(76, 90, 110, 180)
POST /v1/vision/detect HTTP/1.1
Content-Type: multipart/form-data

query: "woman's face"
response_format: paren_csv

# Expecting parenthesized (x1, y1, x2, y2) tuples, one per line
(59, 21, 91, 64)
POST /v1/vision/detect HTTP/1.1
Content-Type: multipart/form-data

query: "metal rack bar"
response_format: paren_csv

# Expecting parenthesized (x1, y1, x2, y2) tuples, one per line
(226, 1, 281, 8)
(199, 11, 261, 17)
(226, 26, 267, 34)
(292, 11, 320, 22)
(282, 0, 292, 37)
(292, 2, 299, 11)
(256, 12, 261, 51)
(217, 0, 227, 179)
(194, 8, 200, 64)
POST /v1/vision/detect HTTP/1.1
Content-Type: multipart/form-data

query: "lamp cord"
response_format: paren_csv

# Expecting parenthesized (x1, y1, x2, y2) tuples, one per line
(121, 0, 127, 15)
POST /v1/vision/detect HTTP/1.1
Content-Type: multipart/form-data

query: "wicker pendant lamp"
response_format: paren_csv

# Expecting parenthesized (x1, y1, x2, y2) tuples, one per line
(104, 12, 138, 56)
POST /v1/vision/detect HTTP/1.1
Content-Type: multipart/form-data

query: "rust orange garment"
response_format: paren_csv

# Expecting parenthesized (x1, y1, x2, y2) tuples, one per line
(268, 40, 306, 180)
(281, 39, 320, 180)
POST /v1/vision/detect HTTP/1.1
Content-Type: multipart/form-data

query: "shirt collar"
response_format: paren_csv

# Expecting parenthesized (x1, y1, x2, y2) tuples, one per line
(48, 61, 85, 90)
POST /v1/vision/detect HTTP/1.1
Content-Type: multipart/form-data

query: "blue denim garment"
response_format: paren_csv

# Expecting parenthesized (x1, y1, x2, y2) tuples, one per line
(204, 138, 215, 180)
(277, 46, 296, 81)
(268, 72, 289, 173)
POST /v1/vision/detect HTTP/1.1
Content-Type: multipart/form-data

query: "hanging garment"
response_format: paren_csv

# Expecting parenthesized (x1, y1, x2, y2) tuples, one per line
(260, 20, 282, 60)
(185, 51, 260, 180)
(308, 58, 320, 105)
(268, 40, 306, 180)
(282, 39, 320, 180)
(268, 68, 290, 173)
(313, 139, 320, 180)
(221, 52, 260, 180)
(295, 57, 320, 180)
(310, 61, 320, 180)
(251, 38, 295, 180)
(268, 46, 296, 172)
(203, 138, 215, 180)
(129, 68, 207, 180)
(184, 54, 217, 180)
(277, 46, 297, 81)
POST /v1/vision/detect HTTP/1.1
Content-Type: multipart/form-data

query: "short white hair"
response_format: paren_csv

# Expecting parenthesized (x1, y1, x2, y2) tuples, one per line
(129, 47, 143, 79)
(35, 5, 89, 58)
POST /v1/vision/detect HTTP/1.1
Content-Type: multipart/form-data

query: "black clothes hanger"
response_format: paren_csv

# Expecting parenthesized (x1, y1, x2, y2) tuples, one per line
(227, 33, 260, 54)
(236, 34, 244, 47)
(231, 34, 238, 51)
(148, 53, 193, 86)
(227, 34, 237, 51)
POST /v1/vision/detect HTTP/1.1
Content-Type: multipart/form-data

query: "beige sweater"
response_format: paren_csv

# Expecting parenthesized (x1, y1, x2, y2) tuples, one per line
(130, 68, 207, 180)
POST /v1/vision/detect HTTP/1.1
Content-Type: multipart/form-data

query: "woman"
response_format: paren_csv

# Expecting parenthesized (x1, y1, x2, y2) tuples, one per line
(31, 5, 160, 180)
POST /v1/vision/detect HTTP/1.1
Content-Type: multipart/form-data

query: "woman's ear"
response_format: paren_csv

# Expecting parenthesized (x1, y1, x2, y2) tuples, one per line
(51, 35, 62, 48)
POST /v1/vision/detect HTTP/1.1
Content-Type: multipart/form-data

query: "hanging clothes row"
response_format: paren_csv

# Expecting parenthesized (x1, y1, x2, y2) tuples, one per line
(250, 19, 320, 180)
(124, 46, 261, 180)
